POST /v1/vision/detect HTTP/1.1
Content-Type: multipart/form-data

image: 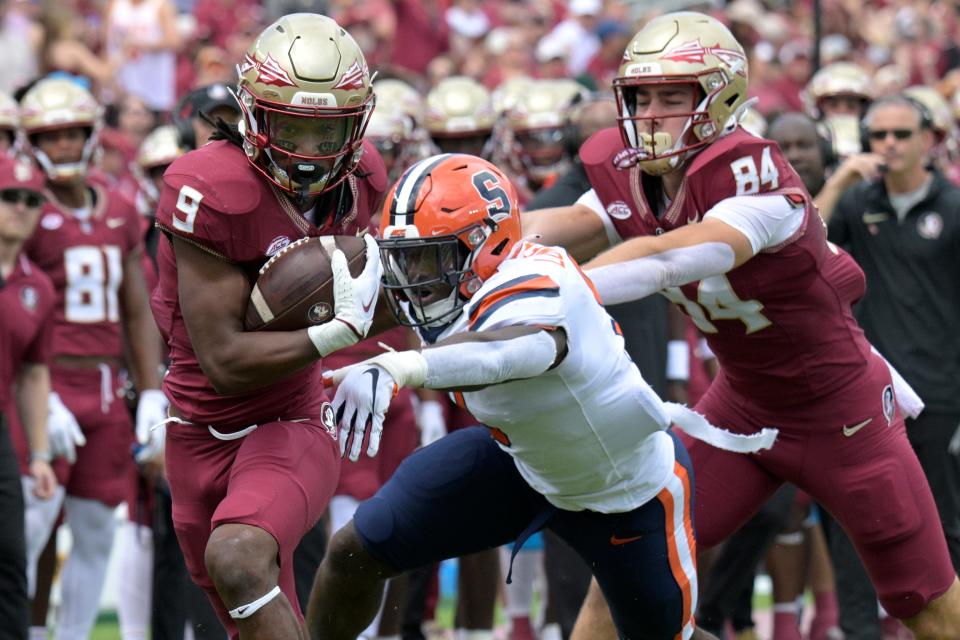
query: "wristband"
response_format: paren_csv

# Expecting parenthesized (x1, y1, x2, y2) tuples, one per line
(30, 450, 52, 463)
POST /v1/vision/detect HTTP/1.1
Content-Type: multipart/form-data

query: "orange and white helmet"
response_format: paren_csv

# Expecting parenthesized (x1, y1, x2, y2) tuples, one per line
(378, 154, 521, 328)
(0, 92, 19, 154)
(425, 77, 496, 157)
(236, 13, 375, 198)
(505, 79, 589, 183)
(614, 11, 749, 176)
(20, 77, 102, 182)
(802, 62, 872, 119)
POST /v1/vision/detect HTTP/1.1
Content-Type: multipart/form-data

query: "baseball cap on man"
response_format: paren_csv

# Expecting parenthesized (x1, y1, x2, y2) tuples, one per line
(0, 158, 45, 194)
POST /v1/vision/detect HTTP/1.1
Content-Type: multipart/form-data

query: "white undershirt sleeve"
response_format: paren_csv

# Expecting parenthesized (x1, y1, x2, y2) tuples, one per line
(704, 194, 805, 254)
(576, 189, 622, 246)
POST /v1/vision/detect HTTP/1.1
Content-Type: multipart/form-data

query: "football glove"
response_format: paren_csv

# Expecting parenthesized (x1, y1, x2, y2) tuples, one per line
(48, 393, 86, 464)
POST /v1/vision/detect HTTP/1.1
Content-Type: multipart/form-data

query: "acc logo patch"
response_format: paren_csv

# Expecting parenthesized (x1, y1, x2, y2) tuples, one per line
(321, 402, 337, 438)
(265, 236, 290, 256)
(882, 384, 895, 425)
(917, 212, 943, 240)
(606, 200, 632, 220)
(19, 285, 37, 312)
(40, 213, 63, 230)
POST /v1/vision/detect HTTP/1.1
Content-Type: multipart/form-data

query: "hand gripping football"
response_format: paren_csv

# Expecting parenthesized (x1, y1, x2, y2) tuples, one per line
(244, 235, 368, 331)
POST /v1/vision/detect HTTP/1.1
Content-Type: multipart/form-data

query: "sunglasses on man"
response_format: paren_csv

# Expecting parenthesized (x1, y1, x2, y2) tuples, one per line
(0, 188, 45, 208)
(867, 128, 916, 142)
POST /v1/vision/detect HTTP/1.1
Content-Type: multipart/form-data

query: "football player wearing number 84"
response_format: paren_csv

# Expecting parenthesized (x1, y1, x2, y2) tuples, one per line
(307, 153, 781, 640)
(521, 11, 960, 640)
(150, 13, 386, 640)
(18, 77, 166, 640)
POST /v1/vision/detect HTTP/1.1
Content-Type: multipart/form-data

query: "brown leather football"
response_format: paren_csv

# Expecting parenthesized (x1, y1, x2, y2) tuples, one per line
(244, 235, 367, 331)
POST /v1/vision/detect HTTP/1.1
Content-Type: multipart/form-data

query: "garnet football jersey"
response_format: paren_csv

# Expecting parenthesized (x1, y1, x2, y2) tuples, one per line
(152, 140, 387, 428)
(581, 127, 883, 428)
(0, 254, 56, 408)
(23, 182, 143, 359)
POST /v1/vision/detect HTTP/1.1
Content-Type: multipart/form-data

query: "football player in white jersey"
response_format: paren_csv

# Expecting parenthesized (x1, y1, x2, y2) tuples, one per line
(306, 154, 774, 640)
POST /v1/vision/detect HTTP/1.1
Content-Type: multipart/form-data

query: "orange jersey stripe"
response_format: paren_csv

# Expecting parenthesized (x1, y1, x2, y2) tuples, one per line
(658, 466, 694, 640)
(467, 274, 560, 330)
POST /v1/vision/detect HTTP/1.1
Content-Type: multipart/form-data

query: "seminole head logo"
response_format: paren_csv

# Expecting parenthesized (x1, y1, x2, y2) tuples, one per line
(661, 39, 746, 71)
(240, 53, 297, 88)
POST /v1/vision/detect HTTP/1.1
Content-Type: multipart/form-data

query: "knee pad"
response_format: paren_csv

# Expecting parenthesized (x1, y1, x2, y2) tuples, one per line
(228, 585, 282, 619)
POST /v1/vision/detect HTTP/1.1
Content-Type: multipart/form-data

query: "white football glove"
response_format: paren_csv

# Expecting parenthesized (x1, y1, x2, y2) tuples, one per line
(135, 422, 166, 464)
(136, 388, 169, 445)
(308, 235, 383, 357)
(416, 399, 447, 447)
(48, 393, 86, 464)
(330, 364, 396, 462)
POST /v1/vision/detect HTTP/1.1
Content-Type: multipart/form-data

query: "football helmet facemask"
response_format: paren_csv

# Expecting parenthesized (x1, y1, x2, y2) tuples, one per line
(20, 78, 102, 182)
(236, 13, 375, 199)
(378, 154, 521, 329)
(614, 11, 749, 176)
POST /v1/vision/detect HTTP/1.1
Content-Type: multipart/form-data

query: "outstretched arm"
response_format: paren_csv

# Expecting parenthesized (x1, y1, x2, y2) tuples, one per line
(326, 325, 567, 461)
(584, 194, 804, 304)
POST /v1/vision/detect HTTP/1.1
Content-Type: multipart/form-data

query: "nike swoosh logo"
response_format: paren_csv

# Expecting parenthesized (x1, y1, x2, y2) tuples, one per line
(364, 367, 380, 412)
(236, 605, 249, 616)
(842, 418, 872, 437)
(610, 534, 642, 546)
(361, 291, 376, 313)
(106, 217, 126, 228)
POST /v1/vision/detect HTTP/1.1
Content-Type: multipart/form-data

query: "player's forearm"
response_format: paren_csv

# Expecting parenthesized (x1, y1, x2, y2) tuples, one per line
(521, 207, 610, 262)
(16, 364, 51, 457)
(336, 327, 565, 392)
(585, 242, 737, 305)
(126, 311, 164, 390)
(198, 330, 321, 395)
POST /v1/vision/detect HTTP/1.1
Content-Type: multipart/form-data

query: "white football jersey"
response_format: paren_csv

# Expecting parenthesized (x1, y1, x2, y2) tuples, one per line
(430, 241, 675, 513)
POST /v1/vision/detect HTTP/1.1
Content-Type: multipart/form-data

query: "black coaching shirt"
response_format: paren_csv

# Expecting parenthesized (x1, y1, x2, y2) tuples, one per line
(828, 169, 960, 413)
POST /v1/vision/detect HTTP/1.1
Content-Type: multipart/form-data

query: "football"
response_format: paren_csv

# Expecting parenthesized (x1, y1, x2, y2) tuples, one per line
(244, 235, 368, 331)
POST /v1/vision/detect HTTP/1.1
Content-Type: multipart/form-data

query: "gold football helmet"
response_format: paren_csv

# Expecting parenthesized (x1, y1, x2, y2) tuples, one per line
(614, 11, 749, 175)
(20, 78, 102, 182)
(368, 80, 430, 180)
(135, 125, 186, 207)
(425, 76, 496, 157)
(802, 62, 872, 119)
(505, 79, 588, 183)
(236, 13, 375, 198)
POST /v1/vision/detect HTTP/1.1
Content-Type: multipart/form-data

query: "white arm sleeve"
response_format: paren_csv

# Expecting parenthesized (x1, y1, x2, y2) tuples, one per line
(576, 189, 622, 246)
(585, 242, 736, 305)
(704, 194, 805, 253)
(422, 331, 559, 389)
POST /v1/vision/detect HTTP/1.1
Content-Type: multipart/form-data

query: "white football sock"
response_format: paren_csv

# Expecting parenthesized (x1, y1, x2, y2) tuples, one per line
(501, 547, 541, 617)
(29, 625, 48, 640)
(455, 631, 494, 640)
(116, 522, 153, 640)
(21, 477, 65, 598)
(54, 496, 118, 640)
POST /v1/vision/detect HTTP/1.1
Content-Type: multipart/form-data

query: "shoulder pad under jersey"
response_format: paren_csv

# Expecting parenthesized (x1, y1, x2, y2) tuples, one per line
(162, 141, 264, 216)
